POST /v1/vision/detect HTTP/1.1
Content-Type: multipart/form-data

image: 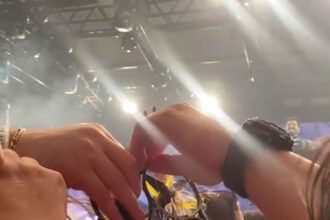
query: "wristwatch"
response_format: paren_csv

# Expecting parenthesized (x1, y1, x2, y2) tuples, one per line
(220, 118, 293, 198)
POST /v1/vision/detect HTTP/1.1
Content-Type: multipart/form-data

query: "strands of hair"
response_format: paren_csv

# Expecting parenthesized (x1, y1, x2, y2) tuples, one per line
(307, 138, 330, 220)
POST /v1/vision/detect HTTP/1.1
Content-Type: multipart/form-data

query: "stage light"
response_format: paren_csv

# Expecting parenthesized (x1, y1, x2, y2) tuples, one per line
(250, 77, 255, 82)
(122, 100, 138, 114)
(43, 17, 49, 24)
(12, 33, 26, 40)
(150, 68, 171, 91)
(116, 66, 138, 70)
(116, 26, 134, 34)
(121, 33, 137, 54)
(114, 0, 134, 33)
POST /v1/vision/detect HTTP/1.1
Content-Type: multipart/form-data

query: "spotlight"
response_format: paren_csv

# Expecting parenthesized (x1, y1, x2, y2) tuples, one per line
(122, 100, 138, 114)
(114, 0, 134, 33)
(34, 53, 40, 59)
(43, 17, 49, 24)
(150, 68, 171, 91)
(241, 0, 252, 7)
(197, 93, 221, 115)
(121, 33, 137, 53)
(244, 2, 250, 7)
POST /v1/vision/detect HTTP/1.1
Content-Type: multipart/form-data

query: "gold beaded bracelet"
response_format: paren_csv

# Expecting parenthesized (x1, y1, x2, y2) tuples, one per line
(9, 129, 25, 150)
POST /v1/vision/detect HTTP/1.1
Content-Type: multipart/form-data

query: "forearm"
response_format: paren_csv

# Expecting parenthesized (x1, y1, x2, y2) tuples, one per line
(0, 210, 66, 220)
(0, 208, 66, 220)
(7, 128, 50, 157)
(244, 151, 313, 220)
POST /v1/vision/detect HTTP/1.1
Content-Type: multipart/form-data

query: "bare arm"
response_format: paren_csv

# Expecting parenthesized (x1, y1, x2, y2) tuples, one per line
(129, 104, 322, 220)
(245, 151, 313, 220)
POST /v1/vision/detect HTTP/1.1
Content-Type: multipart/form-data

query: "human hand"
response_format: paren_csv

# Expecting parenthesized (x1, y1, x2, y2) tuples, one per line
(15, 124, 144, 220)
(0, 149, 67, 220)
(129, 104, 232, 185)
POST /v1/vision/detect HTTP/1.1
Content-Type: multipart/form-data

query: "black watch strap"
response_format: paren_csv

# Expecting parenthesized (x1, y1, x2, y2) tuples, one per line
(220, 118, 293, 199)
(221, 137, 250, 198)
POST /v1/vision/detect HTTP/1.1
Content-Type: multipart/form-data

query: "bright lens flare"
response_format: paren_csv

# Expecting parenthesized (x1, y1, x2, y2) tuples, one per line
(198, 93, 221, 115)
(122, 101, 138, 114)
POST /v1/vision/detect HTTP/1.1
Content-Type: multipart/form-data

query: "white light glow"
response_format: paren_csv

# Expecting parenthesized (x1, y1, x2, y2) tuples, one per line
(122, 101, 138, 114)
(265, 0, 330, 57)
(198, 93, 221, 116)
(115, 26, 134, 33)
(117, 66, 138, 70)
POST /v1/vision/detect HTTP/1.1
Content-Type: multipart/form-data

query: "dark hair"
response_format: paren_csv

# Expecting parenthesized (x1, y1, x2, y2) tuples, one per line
(243, 211, 267, 220)
(307, 138, 330, 220)
(286, 117, 301, 128)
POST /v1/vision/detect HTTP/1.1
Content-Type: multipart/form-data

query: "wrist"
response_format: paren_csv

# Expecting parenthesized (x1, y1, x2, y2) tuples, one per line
(14, 130, 52, 167)
(220, 119, 294, 198)
(13, 130, 34, 156)
(212, 124, 233, 177)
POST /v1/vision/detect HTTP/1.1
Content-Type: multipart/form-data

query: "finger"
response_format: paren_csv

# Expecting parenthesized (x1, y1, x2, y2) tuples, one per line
(94, 156, 145, 220)
(102, 140, 141, 197)
(82, 173, 124, 220)
(40, 168, 68, 197)
(148, 154, 221, 185)
(145, 143, 167, 160)
(19, 157, 43, 174)
(129, 123, 149, 171)
(20, 157, 40, 166)
(86, 124, 141, 196)
(0, 150, 20, 172)
(143, 110, 148, 117)
(91, 124, 117, 141)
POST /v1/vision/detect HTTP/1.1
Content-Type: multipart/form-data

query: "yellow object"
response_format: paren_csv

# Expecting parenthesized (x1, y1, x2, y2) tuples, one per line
(146, 181, 160, 199)
(165, 175, 174, 187)
(178, 202, 197, 208)
(146, 175, 174, 200)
